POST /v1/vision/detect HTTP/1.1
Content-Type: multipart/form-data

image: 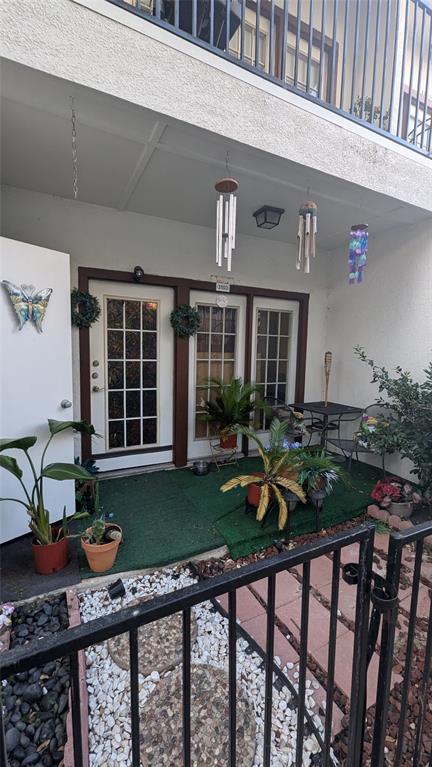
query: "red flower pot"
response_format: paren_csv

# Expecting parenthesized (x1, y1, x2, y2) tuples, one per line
(32, 534, 69, 575)
(220, 433, 237, 449)
(247, 473, 266, 507)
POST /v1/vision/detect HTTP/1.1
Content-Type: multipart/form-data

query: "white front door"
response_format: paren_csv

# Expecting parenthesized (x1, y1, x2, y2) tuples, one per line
(188, 291, 246, 459)
(89, 280, 174, 471)
(0, 238, 74, 542)
(250, 296, 299, 442)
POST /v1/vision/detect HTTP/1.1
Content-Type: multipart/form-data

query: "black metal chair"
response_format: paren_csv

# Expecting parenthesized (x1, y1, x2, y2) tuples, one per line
(262, 396, 313, 444)
(326, 403, 395, 474)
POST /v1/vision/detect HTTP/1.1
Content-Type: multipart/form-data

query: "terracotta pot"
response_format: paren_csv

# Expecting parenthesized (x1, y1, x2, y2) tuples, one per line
(220, 433, 237, 449)
(32, 534, 69, 575)
(388, 500, 413, 519)
(81, 525, 121, 573)
(247, 473, 267, 507)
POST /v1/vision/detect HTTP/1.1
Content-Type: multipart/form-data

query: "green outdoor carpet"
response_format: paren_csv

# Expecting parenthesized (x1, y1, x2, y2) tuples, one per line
(77, 458, 382, 578)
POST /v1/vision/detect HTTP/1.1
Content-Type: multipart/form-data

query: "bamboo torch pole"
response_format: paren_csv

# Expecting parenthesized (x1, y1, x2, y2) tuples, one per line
(324, 351, 332, 407)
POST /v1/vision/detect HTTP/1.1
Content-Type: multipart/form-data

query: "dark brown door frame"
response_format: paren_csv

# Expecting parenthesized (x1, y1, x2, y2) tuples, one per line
(78, 267, 309, 468)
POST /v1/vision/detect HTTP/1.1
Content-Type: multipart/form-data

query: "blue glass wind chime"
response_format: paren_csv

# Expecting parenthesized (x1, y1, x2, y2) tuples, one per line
(348, 224, 368, 284)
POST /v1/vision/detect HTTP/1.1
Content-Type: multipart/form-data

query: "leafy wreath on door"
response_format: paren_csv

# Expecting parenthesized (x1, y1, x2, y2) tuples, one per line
(71, 288, 101, 328)
(170, 304, 201, 338)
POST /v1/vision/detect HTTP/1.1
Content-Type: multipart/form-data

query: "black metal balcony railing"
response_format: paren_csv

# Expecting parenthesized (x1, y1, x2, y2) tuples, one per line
(108, 0, 432, 158)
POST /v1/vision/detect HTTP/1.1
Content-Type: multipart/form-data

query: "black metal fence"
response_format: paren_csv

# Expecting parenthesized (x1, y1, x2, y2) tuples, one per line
(1, 520, 431, 766)
(371, 519, 432, 767)
(107, 0, 432, 157)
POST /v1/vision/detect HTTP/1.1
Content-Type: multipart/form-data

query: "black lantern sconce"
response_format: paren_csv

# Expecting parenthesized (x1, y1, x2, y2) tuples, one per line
(253, 206, 285, 230)
(133, 265, 145, 282)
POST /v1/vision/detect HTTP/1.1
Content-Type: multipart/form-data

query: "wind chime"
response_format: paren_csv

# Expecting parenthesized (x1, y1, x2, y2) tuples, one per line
(348, 224, 368, 284)
(215, 176, 238, 272)
(296, 201, 318, 273)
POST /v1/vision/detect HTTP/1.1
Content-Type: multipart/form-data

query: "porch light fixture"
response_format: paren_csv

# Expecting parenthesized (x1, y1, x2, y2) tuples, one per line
(253, 206, 285, 229)
(133, 265, 145, 282)
(215, 176, 238, 272)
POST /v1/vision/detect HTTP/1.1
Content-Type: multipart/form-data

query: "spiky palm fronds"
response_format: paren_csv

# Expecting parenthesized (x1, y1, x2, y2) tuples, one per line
(220, 419, 306, 531)
(298, 449, 346, 492)
(199, 378, 267, 434)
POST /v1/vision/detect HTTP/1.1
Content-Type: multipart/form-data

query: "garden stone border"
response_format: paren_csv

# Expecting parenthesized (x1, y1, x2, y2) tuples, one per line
(64, 588, 89, 767)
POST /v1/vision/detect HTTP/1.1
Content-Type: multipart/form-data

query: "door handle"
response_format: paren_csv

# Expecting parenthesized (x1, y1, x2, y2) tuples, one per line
(60, 399, 72, 409)
(92, 385, 105, 393)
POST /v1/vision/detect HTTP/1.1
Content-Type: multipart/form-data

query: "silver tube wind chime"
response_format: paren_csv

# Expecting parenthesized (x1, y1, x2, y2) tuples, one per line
(296, 201, 318, 273)
(215, 177, 238, 272)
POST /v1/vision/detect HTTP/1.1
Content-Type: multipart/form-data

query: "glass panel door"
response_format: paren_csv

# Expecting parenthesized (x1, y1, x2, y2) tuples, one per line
(255, 308, 293, 429)
(89, 281, 174, 472)
(251, 297, 299, 437)
(194, 304, 238, 439)
(188, 291, 246, 460)
(106, 297, 158, 450)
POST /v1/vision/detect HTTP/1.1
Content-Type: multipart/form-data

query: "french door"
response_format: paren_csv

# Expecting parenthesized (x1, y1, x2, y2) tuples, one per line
(188, 291, 246, 459)
(187, 293, 299, 459)
(250, 297, 299, 443)
(88, 280, 174, 471)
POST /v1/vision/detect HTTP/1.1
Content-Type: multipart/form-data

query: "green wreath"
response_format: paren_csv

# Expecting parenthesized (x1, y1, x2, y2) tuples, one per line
(170, 304, 201, 338)
(71, 288, 101, 328)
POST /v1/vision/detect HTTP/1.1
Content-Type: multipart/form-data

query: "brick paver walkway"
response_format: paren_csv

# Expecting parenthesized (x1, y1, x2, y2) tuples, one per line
(217, 530, 432, 741)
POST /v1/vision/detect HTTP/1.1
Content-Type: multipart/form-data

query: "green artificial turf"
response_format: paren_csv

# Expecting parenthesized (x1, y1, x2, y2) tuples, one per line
(78, 458, 382, 578)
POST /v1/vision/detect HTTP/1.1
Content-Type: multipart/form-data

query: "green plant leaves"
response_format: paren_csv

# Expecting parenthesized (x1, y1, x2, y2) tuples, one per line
(42, 463, 93, 481)
(0, 436, 37, 452)
(0, 455, 23, 479)
(48, 419, 96, 436)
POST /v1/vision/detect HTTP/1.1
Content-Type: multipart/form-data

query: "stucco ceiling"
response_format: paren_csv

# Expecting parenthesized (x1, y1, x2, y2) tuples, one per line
(1, 60, 430, 251)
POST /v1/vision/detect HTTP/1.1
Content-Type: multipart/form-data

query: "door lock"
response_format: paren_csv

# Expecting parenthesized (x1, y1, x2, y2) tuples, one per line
(92, 385, 104, 393)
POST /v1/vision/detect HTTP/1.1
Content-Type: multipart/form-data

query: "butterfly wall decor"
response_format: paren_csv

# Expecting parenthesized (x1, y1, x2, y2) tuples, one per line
(1, 280, 53, 333)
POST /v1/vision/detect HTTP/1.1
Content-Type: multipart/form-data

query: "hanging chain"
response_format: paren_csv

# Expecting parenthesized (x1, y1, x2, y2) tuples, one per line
(71, 99, 79, 200)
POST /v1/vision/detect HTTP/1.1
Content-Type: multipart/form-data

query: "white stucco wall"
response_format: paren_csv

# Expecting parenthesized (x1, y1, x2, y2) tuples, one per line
(0, 185, 329, 423)
(1, 0, 431, 213)
(325, 218, 432, 480)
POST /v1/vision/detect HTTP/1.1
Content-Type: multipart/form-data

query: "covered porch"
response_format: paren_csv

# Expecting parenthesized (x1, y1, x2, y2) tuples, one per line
(1, 60, 431, 554)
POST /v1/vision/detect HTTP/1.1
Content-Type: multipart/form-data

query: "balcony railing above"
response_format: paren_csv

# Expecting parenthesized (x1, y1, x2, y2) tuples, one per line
(109, 0, 432, 157)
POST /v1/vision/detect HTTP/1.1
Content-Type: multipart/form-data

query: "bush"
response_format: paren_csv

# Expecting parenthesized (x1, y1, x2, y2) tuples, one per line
(355, 347, 432, 501)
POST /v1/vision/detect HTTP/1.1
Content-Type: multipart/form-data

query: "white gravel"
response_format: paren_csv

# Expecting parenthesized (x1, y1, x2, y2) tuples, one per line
(79, 566, 335, 767)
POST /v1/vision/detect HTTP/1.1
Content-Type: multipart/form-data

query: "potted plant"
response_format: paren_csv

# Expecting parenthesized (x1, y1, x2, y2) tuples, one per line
(199, 377, 267, 449)
(371, 477, 421, 519)
(298, 450, 344, 504)
(0, 419, 95, 574)
(220, 419, 306, 530)
(81, 485, 122, 573)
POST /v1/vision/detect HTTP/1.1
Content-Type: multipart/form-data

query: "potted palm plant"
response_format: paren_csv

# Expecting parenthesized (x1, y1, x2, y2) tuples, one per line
(298, 450, 344, 503)
(81, 484, 122, 573)
(0, 419, 96, 574)
(220, 419, 306, 530)
(200, 377, 267, 448)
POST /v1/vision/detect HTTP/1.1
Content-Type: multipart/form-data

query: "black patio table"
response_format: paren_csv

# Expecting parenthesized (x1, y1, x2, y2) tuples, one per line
(290, 401, 363, 447)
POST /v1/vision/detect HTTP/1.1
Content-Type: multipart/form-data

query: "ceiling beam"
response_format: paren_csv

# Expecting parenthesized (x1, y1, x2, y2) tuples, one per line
(117, 120, 167, 210)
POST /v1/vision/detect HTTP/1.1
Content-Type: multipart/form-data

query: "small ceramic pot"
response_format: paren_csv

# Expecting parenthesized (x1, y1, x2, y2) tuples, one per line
(388, 500, 413, 519)
(247, 473, 268, 507)
(32, 533, 69, 575)
(81, 524, 122, 573)
(192, 460, 210, 476)
(220, 433, 237, 449)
